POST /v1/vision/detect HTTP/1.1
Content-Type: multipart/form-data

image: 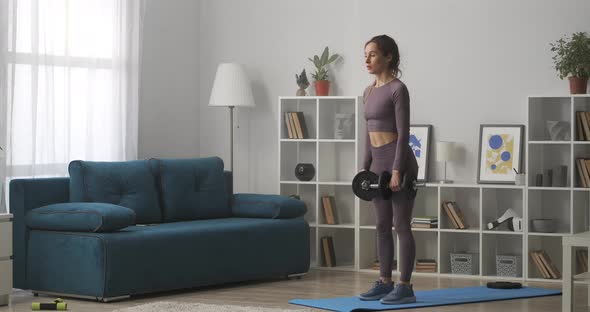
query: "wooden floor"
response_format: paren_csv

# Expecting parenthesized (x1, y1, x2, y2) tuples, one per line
(0, 269, 587, 312)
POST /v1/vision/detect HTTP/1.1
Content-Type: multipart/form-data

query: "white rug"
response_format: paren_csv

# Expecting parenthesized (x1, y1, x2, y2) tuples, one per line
(111, 301, 316, 312)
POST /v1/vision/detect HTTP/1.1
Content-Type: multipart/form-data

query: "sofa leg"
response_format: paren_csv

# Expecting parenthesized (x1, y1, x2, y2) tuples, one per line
(287, 272, 306, 280)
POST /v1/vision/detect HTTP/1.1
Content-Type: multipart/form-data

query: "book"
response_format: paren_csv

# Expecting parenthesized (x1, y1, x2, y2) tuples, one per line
(321, 236, 336, 267)
(296, 112, 309, 139)
(321, 196, 338, 225)
(576, 159, 588, 188)
(411, 223, 437, 228)
(582, 111, 590, 141)
(442, 201, 460, 229)
(287, 112, 299, 138)
(447, 201, 467, 229)
(284, 112, 293, 138)
(539, 250, 561, 279)
(577, 111, 585, 141)
(529, 250, 551, 278)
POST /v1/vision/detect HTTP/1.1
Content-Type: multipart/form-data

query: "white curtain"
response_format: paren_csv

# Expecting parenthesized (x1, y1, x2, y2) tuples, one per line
(1, 0, 144, 213)
(4, 0, 143, 187)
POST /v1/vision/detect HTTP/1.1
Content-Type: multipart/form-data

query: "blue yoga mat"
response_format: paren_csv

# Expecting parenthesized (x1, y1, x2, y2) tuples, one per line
(289, 286, 561, 311)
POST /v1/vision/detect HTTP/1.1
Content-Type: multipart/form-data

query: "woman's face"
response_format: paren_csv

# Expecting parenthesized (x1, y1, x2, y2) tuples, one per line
(364, 42, 391, 75)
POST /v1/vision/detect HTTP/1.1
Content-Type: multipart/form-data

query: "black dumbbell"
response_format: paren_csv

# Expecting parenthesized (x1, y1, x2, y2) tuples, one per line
(352, 170, 419, 201)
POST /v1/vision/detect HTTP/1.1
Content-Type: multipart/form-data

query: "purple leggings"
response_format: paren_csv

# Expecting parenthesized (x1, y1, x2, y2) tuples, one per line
(369, 140, 419, 281)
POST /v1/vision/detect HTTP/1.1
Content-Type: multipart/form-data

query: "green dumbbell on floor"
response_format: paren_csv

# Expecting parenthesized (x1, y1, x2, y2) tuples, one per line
(31, 298, 67, 310)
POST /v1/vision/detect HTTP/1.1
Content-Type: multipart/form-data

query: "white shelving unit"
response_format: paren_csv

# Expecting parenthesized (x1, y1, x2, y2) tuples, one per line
(278, 96, 362, 271)
(278, 94, 590, 283)
(525, 94, 590, 283)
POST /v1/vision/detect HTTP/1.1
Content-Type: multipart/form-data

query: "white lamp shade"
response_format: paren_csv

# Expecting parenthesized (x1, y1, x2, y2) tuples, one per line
(208, 63, 255, 108)
(436, 141, 455, 162)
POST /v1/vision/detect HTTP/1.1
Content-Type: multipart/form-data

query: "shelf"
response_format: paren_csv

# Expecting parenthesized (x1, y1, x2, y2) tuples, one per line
(411, 228, 438, 232)
(528, 187, 571, 190)
(316, 224, 355, 229)
(439, 229, 480, 233)
(528, 232, 570, 237)
(279, 180, 317, 185)
(481, 230, 524, 235)
(317, 139, 355, 143)
(279, 139, 317, 142)
(528, 141, 571, 144)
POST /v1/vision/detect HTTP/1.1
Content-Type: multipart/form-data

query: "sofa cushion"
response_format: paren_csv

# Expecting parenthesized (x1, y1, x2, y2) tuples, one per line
(156, 157, 230, 221)
(232, 194, 307, 219)
(26, 203, 135, 232)
(68, 160, 161, 224)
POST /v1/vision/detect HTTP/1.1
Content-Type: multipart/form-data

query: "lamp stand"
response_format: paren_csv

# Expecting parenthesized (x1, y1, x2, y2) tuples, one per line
(439, 161, 453, 184)
(229, 106, 234, 172)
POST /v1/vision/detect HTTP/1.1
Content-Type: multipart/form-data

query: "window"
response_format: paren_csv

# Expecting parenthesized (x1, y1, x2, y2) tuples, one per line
(6, 0, 141, 177)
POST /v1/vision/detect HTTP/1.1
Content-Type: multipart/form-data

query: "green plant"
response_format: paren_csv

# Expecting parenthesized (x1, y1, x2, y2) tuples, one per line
(308, 46, 340, 81)
(550, 32, 590, 79)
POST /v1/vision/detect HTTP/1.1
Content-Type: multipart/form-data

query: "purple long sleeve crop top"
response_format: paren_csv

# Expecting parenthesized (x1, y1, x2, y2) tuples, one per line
(362, 79, 410, 172)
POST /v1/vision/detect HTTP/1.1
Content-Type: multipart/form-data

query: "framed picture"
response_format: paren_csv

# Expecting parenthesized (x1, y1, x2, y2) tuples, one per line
(409, 125, 432, 182)
(477, 124, 525, 184)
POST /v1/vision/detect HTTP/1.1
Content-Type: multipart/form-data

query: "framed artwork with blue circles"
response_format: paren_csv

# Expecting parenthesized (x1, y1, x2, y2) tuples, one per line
(409, 125, 432, 182)
(477, 124, 525, 184)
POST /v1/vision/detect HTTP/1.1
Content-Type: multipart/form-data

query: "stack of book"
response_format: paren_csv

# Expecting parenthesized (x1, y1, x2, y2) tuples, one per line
(415, 259, 437, 273)
(411, 216, 438, 228)
(284, 111, 309, 139)
(575, 158, 590, 187)
(529, 250, 561, 279)
(321, 196, 338, 225)
(441, 201, 468, 229)
(577, 249, 588, 273)
(575, 111, 590, 141)
(321, 236, 336, 267)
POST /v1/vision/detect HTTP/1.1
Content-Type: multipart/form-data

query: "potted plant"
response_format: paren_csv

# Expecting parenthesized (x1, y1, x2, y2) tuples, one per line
(550, 32, 590, 94)
(308, 46, 339, 96)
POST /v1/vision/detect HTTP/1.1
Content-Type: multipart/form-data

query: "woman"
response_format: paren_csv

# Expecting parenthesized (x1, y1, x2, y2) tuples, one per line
(358, 34, 419, 305)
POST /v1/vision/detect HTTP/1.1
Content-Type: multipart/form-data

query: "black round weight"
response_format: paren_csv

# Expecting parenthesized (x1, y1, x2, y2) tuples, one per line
(352, 170, 379, 201)
(379, 171, 393, 200)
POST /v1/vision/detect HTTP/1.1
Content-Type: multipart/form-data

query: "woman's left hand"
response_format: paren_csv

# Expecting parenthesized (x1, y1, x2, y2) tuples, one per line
(389, 170, 401, 192)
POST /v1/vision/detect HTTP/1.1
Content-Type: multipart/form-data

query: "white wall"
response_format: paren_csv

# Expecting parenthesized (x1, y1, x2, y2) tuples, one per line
(139, 0, 200, 159)
(195, 0, 590, 193)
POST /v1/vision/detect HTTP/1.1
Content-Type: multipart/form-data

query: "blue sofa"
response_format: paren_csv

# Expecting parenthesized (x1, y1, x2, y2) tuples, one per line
(10, 157, 310, 301)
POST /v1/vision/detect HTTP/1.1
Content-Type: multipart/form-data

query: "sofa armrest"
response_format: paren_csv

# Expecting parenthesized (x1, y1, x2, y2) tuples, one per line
(231, 194, 307, 219)
(26, 202, 136, 233)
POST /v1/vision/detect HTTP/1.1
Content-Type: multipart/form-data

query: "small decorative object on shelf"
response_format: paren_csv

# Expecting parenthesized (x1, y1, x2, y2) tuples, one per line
(308, 46, 340, 96)
(295, 69, 309, 96)
(294, 163, 315, 181)
(334, 113, 354, 139)
(531, 218, 559, 233)
(546, 121, 570, 141)
(550, 31, 590, 94)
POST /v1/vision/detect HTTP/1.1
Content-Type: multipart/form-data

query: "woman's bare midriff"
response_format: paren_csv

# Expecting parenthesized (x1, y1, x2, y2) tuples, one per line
(369, 131, 398, 147)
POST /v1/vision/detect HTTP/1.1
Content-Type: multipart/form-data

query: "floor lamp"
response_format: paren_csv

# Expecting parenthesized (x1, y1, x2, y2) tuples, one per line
(208, 63, 255, 174)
